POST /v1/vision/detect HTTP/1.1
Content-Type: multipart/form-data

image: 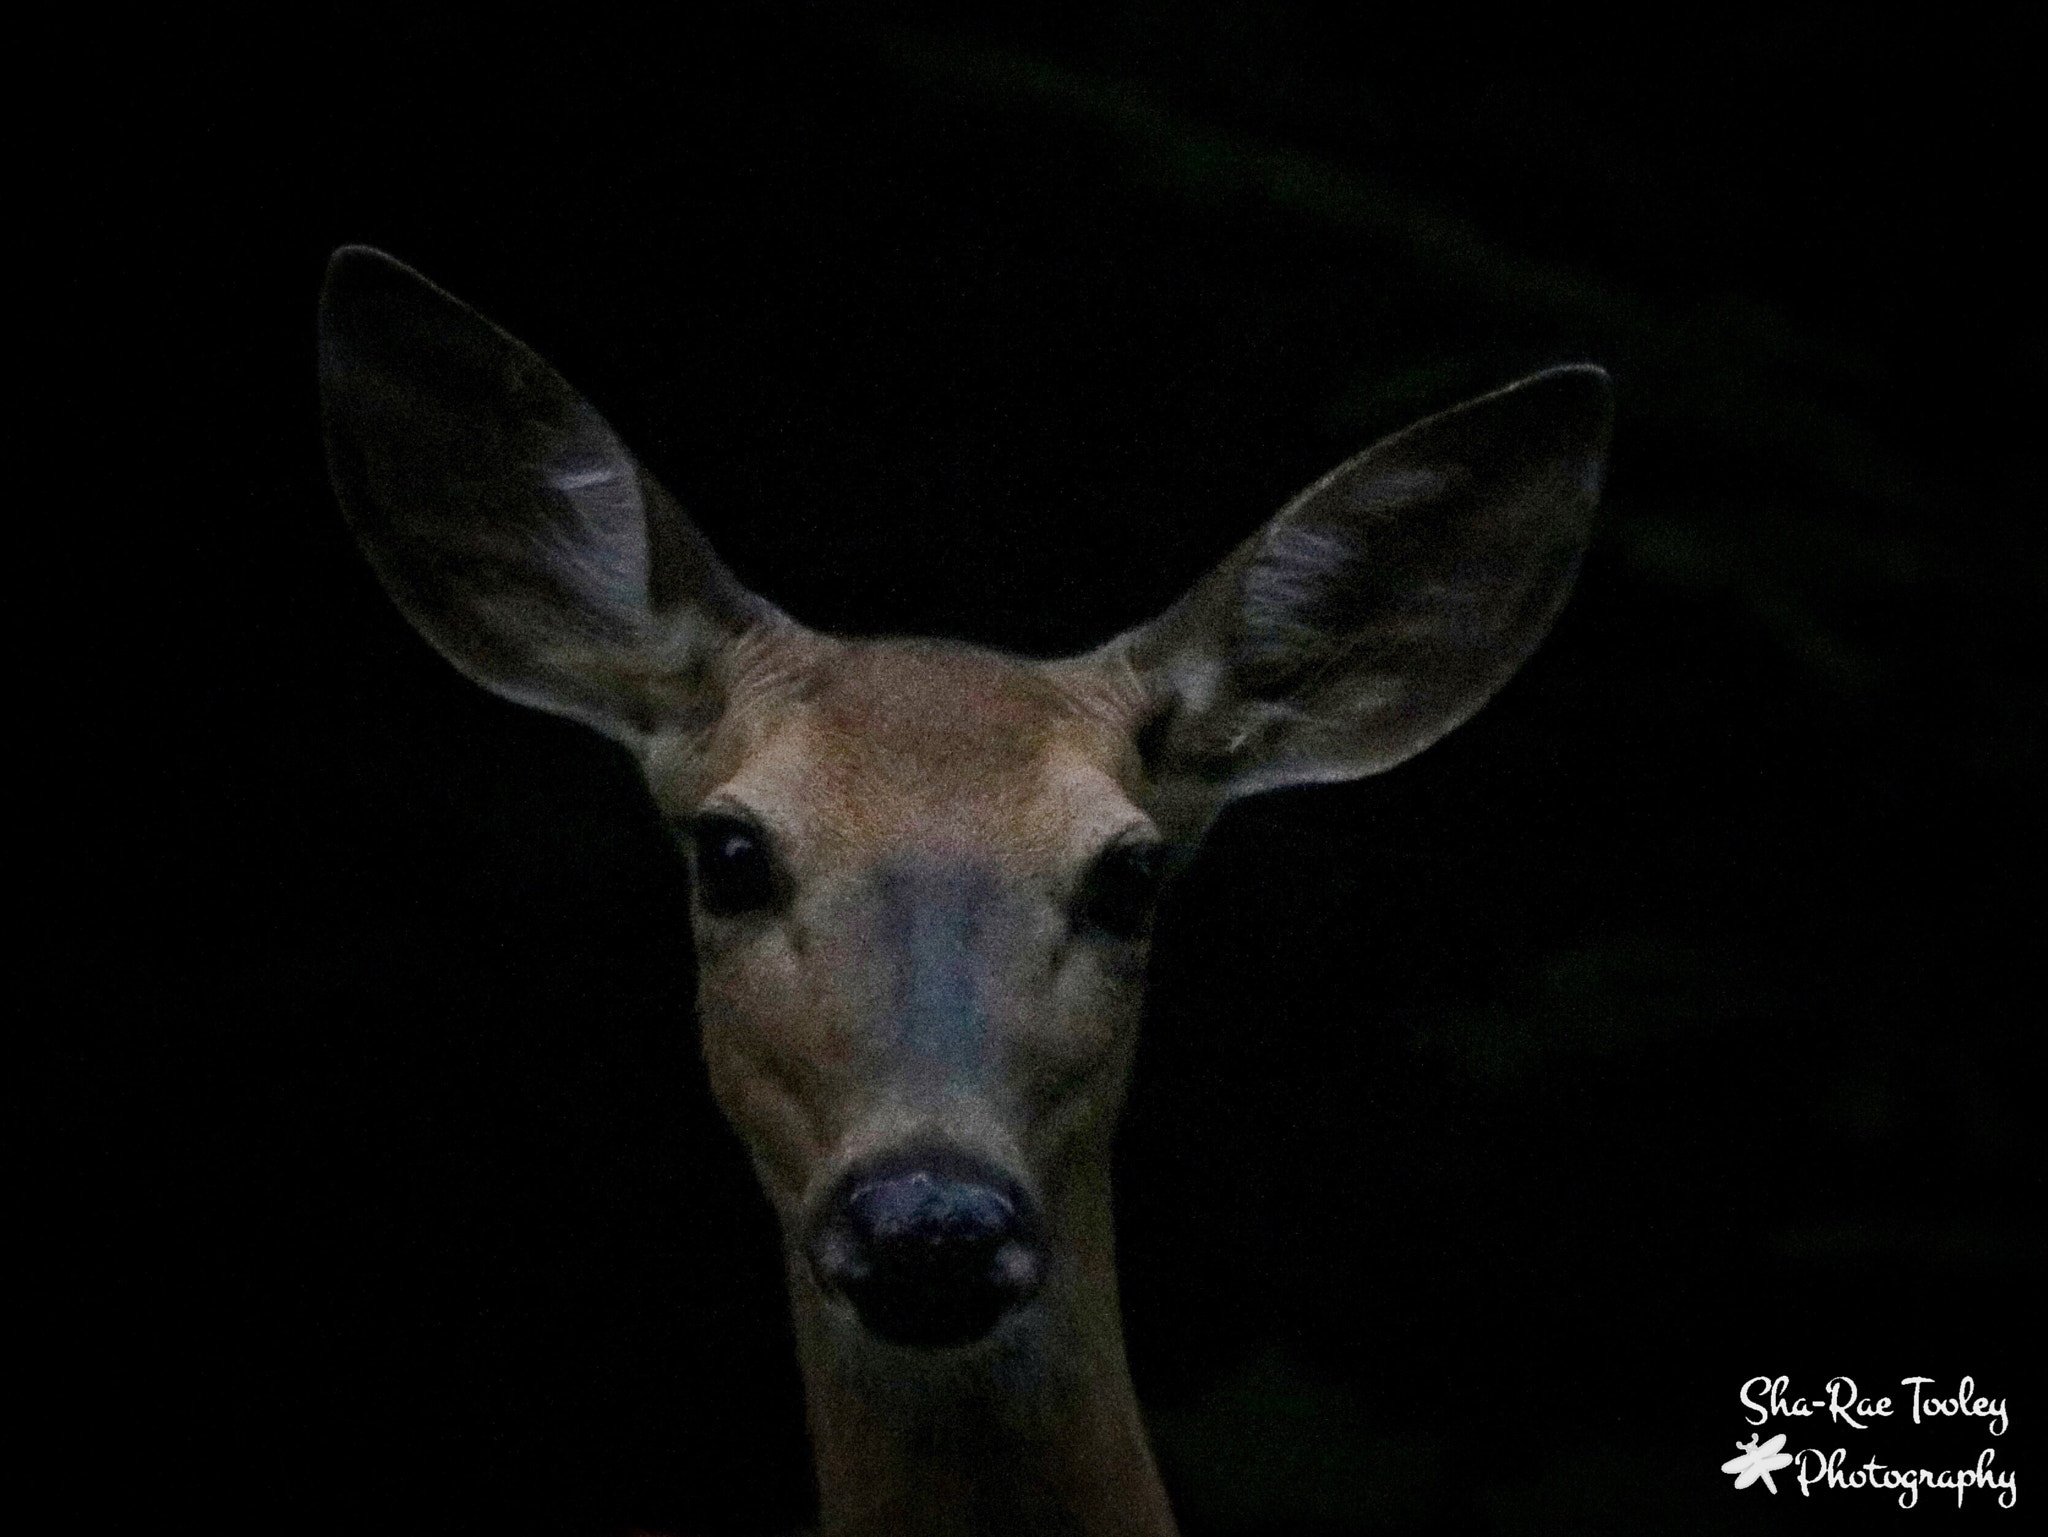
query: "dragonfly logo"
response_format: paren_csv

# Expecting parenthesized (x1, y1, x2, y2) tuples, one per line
(1724, 1374, 2019, 1507)
(1723, 1433, 1795, 1493)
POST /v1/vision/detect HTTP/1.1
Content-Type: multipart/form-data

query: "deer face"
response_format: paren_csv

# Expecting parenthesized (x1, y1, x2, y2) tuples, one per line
(653, 640, 1157, 1345)
(318, 246, 1609, 1356)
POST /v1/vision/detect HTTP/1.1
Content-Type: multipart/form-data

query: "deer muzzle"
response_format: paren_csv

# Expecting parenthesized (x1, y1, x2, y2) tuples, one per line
(806, 1147, 1046, 1348)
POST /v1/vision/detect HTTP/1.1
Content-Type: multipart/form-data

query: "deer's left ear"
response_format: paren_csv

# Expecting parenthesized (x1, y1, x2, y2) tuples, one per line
(1108, 365, 1611, 842)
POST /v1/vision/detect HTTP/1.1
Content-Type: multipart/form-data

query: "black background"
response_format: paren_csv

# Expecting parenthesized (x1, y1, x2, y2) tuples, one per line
(47, 5, 2037, 1534)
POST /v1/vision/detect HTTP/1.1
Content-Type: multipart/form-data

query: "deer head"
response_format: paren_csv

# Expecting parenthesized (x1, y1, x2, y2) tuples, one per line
(318, 246, 1609, 1535)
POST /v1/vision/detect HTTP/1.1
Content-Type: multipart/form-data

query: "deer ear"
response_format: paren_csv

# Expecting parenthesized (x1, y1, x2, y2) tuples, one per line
(318, 246, 779, 743)
(1112, 366, 1611, 841)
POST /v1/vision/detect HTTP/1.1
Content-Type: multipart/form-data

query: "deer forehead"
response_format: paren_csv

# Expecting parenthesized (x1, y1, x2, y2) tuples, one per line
(689, 640, 1151, 873)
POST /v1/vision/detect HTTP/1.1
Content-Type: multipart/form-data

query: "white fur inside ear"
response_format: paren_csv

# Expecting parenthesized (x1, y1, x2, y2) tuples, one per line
(1245, 464, 1450, 643)
(546, 432, 644, 523)
(1242, 524, 1355, 652)
(549, 460, 623, 492)
(542, 424, 650, 614)
(1249, 524, 1355, 608)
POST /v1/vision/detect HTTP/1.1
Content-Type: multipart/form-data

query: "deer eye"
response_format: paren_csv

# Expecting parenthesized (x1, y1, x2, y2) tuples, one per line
(686, 813, 784, 917)
(1075, 838, 1167, 940)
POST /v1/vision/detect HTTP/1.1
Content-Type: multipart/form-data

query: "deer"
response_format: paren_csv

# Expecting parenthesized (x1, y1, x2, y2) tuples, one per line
(317, 246, 1610, 1537)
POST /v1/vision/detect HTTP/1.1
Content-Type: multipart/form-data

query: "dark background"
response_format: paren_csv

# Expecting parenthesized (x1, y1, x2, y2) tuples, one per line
(49, 4, 2037, 1534)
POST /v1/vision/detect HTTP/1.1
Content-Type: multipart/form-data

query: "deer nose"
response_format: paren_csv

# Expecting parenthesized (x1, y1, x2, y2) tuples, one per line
(807, 1155, 1045, 1348)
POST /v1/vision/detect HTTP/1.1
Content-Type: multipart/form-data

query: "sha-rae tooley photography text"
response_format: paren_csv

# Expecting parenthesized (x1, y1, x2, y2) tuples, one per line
(1724, 1376, 2016, 1509)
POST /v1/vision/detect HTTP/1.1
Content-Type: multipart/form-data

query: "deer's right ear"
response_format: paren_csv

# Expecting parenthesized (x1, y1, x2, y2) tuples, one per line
(1108, 366, 1611, 843)
(318, 247, 779, 744)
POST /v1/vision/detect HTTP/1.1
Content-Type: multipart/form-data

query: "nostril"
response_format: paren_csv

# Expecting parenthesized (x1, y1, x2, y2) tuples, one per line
(808, 1160, 1045, 1348)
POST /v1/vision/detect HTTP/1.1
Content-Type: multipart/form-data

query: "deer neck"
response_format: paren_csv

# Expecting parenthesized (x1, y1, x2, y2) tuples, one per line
(786, 1160, 1178, 1537)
